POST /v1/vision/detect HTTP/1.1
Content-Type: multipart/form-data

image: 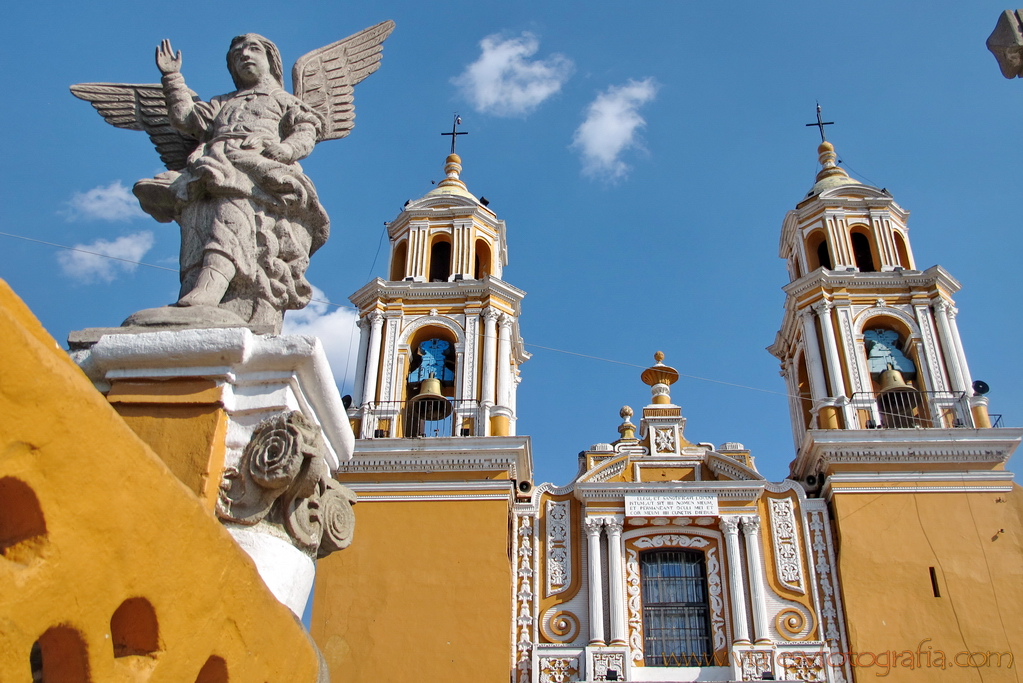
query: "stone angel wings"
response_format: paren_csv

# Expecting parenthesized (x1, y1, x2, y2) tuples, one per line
(70, 20, 396, 172)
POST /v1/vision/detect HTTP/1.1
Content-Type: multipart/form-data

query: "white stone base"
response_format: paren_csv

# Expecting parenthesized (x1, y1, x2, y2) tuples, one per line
(228, 526, 315, 617)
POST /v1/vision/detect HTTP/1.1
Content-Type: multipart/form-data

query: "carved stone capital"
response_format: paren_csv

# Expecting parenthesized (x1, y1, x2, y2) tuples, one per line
(498, 312, 515, 330)
(367, 310, 384, 327)
(812, 299, 833, 316)
(217, 411, 356, 559)
(718, 516, 740, 536)
(481, 307, 499, 324)
(604, 518, 623, 536)
(583, 517, 604, 537)
(740, 515, 761, 535)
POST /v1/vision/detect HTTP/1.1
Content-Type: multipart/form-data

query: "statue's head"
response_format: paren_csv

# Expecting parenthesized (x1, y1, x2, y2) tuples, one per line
(227, 34, 284, 88)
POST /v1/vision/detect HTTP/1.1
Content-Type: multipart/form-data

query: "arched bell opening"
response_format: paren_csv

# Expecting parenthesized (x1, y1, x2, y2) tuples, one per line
(390, 239, 408, 281)
(428, 237, 452, 283)
(404, 326, 458, 437)
(805, 230, 832, 271)
(473, 238, 492, 280)
(850, 226, 878, 272)
(861, 320, 924, 427)
(893, 230, 913, 270)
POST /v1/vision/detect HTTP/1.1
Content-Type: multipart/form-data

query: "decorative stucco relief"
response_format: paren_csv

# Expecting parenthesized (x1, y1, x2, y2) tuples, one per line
(545, 500, 571, 596)
(769, 497, 805, 594)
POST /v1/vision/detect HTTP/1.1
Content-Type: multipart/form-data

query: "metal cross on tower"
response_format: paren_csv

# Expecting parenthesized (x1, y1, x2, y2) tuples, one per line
(441, 114, 468, 154)
(805, 103, 834, 142)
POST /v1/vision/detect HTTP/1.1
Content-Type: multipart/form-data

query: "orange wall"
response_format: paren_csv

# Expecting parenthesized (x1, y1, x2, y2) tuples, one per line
(0, 279, 320, 683)
(311, 498, 513, 682)
(832, 488, 1023, 681)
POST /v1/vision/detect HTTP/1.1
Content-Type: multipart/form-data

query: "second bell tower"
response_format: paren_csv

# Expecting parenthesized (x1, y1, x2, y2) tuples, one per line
(348, 152, 528, 438)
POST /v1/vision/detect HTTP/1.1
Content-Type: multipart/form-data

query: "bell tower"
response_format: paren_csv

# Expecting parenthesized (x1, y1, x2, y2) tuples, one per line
(348, 152, 528, 438)
(769, 130, 1023, 674)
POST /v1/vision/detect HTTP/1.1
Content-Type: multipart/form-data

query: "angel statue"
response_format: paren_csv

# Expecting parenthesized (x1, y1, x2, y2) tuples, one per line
(71, 22, 395, 333)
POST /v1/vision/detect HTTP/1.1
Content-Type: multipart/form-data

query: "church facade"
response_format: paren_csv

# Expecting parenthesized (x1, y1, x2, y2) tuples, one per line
(312, 143, 1023, 683)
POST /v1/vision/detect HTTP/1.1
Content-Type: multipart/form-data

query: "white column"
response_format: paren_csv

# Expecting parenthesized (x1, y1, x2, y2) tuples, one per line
(361, 311, 384, 406)
(945, 305, 974, 395)
(351, 316, 371, 406)
(496, 313, 513, 409)
(799, 309, 829, 401)
(584, 517, 606, 646)
(719, 516, 750, 644)
(480, 308, 498, 407)
(814, 300, 845, 398)
(932, 301, 967, 394)
(604, 519, 627, 645)
(741, 516, 771, 644)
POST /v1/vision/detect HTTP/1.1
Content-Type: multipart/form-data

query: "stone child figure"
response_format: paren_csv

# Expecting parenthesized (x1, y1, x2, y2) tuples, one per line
(71, 22, 394, 333)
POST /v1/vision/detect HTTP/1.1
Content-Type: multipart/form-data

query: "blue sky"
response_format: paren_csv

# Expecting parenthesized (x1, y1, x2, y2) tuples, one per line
(2, 1, 1021, 486)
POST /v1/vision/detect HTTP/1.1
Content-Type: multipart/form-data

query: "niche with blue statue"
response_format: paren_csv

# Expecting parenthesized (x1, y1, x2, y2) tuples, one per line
(864, 329, 916, 380)
(408, 338, 456, 390)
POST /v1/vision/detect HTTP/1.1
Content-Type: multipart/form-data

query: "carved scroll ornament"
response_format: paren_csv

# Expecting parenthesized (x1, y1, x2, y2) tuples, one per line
(218, 410, 356, 558)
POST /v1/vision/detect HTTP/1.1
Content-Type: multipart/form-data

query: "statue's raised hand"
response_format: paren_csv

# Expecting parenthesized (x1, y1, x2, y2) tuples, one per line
(156, 39, 182, 75)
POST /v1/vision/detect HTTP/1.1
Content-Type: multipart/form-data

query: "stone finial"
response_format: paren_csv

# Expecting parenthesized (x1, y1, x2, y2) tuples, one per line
(617, 406, 637, 440)
(640, 351, 679, 405)
(988, 9, 1023, 78)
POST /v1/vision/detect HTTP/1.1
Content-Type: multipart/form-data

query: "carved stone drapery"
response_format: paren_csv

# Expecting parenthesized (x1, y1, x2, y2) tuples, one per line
(217, 411, 355, 558)
(769, 498, 805, 594)
(545, 500, 571, 596)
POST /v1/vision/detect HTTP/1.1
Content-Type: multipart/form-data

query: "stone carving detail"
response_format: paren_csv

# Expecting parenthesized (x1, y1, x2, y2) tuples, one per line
(540, 608, 580, 643)
(739, 650, 774, 681)
(769, 498, 805, 594)
(217, 411, 355, 558)
(537, 656, 580, 683)
(545, 500, 572, 596)
(514, 513, 537, 683)
(779, 651, 827, 682)
(654, 428, 675, 453)
(625, 535, 725, 662)
(775, 607, 813, 641)
(71, 24, 394, 333)
(808, 509, 850, 682)
(591, 651, 625, 681)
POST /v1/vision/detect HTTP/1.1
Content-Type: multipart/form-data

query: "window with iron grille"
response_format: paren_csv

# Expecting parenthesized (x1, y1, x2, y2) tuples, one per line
(640, 549, 712, 667)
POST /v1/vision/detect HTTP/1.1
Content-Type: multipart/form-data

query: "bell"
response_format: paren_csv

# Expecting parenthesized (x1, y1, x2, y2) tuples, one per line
(407, 373, 453, 421)
(878, 366, 912, 393)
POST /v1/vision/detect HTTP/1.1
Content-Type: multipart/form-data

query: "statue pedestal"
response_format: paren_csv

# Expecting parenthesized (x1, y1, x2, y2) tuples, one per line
(71, 327, 355, 617)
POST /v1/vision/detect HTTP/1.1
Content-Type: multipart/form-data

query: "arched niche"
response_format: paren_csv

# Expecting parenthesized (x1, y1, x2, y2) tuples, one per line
(893, 231, 913, 270)
(849, 225, 878, 272)
(855, 313, 920, 393)
(474, 238, 492, 280)
(805, 230, 831, 271)
(32, 626, 91, 683)
(0, 476, 47, 564)
(390, 239, 408, 281)
(195, 655, 228, 683)
(404, 324, 459, 400)
(428, 236, 452, 282)
(110, 597, 160, 657)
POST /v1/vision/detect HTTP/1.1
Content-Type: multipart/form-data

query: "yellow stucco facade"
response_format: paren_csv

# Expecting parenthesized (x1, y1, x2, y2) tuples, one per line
(0, 279, 321, 682)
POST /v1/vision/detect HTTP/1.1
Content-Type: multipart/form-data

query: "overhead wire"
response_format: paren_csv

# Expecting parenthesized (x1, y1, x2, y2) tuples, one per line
(1, 229, 812, 404)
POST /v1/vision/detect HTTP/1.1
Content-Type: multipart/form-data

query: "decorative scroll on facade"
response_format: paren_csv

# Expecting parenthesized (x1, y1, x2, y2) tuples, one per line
(545, 500, 571, 596)
(769, 497, 805, 594)
(217, 411, 355, 558)
(514, 512, 537, 683)
(624, 534, 726, 663)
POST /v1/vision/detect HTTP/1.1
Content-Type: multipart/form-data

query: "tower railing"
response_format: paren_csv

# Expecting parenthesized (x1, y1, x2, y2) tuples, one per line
(358, 399, 484, 438)
(849, 390, 969, 429)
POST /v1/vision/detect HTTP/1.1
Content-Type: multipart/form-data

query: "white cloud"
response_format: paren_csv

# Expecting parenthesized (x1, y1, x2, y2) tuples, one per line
(453, 32, 573, 117)
(571, 78, 659, 181)
(283, 287, 362, 394)
(66, 181, 146, 221)
(57, 231, 155, 283)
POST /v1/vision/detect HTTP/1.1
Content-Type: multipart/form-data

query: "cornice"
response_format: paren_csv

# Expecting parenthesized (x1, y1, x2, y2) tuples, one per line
(341, 435, 532, 480)
(782, 265, 960, 300)
(574, 480, 765, 502)
(348, 276, 527, 312)
(790, 427, 1023, 479)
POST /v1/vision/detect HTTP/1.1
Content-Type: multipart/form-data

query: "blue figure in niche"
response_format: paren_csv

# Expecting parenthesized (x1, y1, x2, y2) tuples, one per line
(408, 338, 455, 384)
(864, 329, 916, 379)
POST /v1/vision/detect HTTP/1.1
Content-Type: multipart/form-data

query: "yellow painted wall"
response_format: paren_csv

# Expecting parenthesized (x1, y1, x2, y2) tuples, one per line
(0, 279, 320, 683)
(831, 488, 1023, 681)
(311, 499, 512, 683)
